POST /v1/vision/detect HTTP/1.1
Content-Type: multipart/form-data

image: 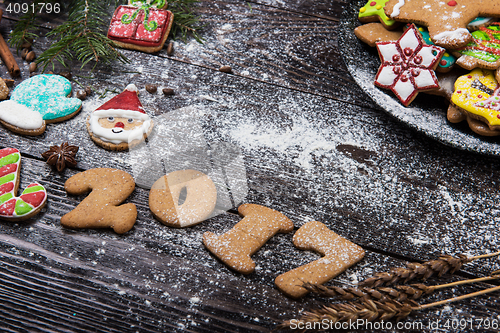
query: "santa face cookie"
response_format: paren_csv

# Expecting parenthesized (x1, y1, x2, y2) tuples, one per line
(87, 84, 154, 151)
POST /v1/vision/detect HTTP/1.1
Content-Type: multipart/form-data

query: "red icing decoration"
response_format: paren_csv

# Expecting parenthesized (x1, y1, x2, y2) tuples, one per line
(374, 25, 444, 106)
(0, 163, 17, 178)
(447, 0, 457, 5)
(497, 114, 500, 119)
(0, 199, 16, 216)
(107, 5, 173, 48)
(440, 59, 447, 66)
(370, 1, 376, 5)
(115, 122, 125, 128)
(478, 95, 483, 98)
(20, 191, 46, 208)
(96, 88, 144, 113)
(457, 90, 462, 93)
(467, 75, 472, 78)
(0, 182, 14, 196)
(0, 148, 18, 159)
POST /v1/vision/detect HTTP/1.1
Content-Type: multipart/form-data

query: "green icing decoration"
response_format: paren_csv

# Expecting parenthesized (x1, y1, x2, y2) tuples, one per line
(0, 153, 19, 168)
(0, 174, 15, 186)
(22, 185, 45, 195)
(122, 0, 166, 32)
(358, 0, 395, 27)
(10, 74, 82, 121)
(0, 193, 13, 204)
(458, 24, 500, 62)
(15, 199, 33, 216)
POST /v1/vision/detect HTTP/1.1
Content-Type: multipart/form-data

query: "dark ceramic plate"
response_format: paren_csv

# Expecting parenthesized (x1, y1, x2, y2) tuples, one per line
(338, 0, 500, 157)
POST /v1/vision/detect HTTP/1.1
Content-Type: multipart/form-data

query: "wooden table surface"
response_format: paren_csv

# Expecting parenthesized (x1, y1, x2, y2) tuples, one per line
(0, 1, 499, 332)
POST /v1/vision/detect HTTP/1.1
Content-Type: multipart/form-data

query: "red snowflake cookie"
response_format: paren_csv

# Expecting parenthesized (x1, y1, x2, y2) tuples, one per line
(374, 24, 445, 106)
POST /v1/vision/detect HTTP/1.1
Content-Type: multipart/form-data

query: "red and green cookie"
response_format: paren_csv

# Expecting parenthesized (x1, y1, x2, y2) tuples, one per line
(454, 23, 500, 71)
(358, 0, 398, 30)
(0, 148, 47, 220)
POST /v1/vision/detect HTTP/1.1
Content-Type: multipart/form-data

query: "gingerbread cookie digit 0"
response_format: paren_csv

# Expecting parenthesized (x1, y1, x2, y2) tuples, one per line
(275, 221, 365, 298)
(203, 204, 294, 274)
(0, 148, 47, 221)
(61, 168, 137, 234)
(149, 169, 217, 228)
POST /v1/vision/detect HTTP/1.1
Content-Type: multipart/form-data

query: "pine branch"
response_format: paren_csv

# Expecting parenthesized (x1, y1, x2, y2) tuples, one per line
(36, 0, 129, 71)
(169, 0, 205, 43)
(8, 0, 61, 50)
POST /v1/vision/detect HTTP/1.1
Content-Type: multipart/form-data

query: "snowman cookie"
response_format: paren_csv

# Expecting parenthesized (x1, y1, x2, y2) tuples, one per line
(87, 84, 154, 151)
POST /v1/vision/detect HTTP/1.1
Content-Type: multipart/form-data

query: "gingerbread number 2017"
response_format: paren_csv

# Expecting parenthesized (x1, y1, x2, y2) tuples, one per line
(61, 168, 137, 234)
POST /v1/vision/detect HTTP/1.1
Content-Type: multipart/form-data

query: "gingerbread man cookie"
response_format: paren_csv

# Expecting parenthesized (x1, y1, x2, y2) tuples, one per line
(374, 24, 445, 106)
(384, 0, 500, 49)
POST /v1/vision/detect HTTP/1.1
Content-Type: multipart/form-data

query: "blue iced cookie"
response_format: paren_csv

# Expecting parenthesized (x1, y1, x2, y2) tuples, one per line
(11, 74, 82, 123)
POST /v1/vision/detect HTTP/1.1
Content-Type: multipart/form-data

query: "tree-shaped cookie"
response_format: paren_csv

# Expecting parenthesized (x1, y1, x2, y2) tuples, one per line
(358, 0, 398, 30)
(454, 23, 500, 70)
(0, 148, 47, 220)
(384, 0, 500, 49)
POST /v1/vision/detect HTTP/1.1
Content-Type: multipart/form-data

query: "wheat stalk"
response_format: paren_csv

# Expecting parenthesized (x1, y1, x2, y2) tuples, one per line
(304, 275, 500, 302)
(279, 283, 500, 331)
(358, 251, 500, 288)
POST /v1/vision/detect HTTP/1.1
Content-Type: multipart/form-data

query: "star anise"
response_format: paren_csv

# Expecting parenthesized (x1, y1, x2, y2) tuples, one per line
(41, 142, 79, 172)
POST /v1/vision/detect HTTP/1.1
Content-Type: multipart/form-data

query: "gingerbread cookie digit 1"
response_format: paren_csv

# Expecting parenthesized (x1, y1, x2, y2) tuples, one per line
(61, 168, 137, 234)
(203, 204, 294, 274)
(107, 0, 173, 53)
(275, 221, 365, 298)
(0, 148, 47, 221)
(149, 170, 217, 228)
(87, 84, 154, 151)
(384, 0, 500, 49)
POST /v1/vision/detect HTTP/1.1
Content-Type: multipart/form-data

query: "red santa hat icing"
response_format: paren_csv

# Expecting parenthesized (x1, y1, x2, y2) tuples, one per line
(89, 84, 152, 145)
(95, 84, 146, 115)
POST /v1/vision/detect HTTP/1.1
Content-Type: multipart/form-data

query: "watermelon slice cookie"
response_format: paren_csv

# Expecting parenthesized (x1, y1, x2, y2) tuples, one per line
(0, 148, 47, 220)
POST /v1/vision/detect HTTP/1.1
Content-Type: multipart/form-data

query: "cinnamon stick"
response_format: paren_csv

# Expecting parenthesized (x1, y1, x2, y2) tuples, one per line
(0, 10, 20, 77)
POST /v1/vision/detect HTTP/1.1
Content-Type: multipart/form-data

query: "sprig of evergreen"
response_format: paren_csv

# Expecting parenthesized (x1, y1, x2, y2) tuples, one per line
(36, 0, 128, 71)
(8, 0, 60, 50)
(169, 0, 204, 43)
(9, 0, 203, 70)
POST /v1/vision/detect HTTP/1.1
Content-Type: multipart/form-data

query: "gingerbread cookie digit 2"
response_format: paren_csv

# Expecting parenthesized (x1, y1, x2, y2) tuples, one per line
(61, 168, 137, 234)
(0, 148, 47, 221)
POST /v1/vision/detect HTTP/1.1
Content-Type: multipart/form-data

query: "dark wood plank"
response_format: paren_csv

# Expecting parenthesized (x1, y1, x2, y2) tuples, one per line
(0, 156, 499, 332)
